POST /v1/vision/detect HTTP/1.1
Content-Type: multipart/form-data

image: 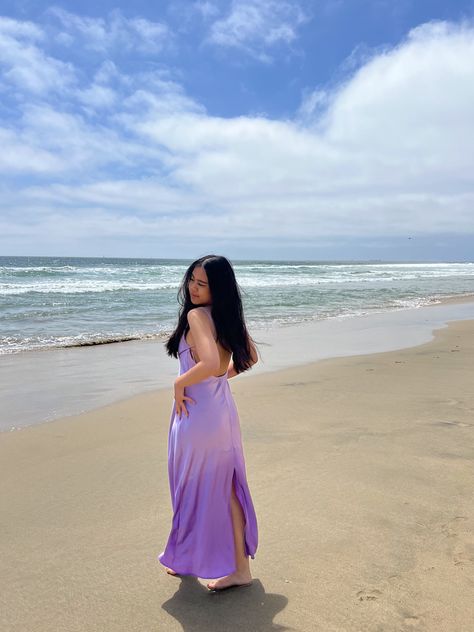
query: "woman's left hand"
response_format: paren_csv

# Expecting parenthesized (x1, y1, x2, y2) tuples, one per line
(174, 378, 195, 418)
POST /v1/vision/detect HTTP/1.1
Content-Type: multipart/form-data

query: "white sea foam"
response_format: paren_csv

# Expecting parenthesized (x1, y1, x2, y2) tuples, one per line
(1, 257, 473, 354)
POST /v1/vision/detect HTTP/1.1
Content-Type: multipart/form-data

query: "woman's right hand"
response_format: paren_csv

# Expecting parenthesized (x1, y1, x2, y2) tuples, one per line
(174, 378, 195, 418)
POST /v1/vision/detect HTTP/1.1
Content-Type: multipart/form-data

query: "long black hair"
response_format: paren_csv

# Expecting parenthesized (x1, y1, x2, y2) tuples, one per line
(165, 255, 259, 374)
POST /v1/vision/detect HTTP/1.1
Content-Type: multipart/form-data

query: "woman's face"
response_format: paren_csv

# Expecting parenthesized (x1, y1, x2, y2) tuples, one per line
(188, 266, 212, 305)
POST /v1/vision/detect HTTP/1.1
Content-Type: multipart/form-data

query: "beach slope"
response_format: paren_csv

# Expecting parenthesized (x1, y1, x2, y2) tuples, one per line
(1, 320, 473, 631)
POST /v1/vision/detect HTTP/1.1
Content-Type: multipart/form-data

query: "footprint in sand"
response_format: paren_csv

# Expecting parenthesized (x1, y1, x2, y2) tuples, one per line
(403, 614, 422, 627)
(440, 515, 473, 569)
(434, 420, 474, 428)
(444, 398, 459, 406)
(453, 550, 474, 566)
(356, 588, 382, 601)
(436, 399, 474, 416)
(441, 516, 468, 537)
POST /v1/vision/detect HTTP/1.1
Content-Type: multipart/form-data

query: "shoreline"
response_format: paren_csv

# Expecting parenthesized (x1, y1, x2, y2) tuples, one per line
(3, 291, 474, 357)
(1, 317, 473, 630)
(1, 294, 474, 432)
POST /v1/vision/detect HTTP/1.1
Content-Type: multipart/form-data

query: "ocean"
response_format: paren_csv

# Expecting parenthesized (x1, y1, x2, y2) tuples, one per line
(1, 256, 474, 355)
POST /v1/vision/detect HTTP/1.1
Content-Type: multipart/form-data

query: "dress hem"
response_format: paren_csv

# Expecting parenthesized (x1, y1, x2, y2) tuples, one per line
(157, 554, 240, 579)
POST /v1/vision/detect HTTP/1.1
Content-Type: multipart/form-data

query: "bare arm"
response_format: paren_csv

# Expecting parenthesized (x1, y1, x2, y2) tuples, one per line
(175, 309, 220, 388)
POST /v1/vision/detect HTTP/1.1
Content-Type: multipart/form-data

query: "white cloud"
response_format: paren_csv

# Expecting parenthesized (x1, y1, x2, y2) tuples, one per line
(0, 102, 166, 178)
(0, 16, 76, 94)
(21, 179, 203, 215)
(0, 128, 64, 173)
(206, 0, 308, 61)
(48, 7, 173, 54)
(0, 15, 43, 39)
(116, 75, 205, 125)
(194, 1, 220, 20)
(96, 18, 474, 236)
(1, 14, 474, 250)
(317, 19, 474, 178)
(76, 84, 117, 110)
(93, 60, 121, 84)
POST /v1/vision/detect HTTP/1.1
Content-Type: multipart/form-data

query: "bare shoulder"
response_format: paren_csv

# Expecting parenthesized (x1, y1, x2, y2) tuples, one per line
(187, 307, 217, 338)
(187, 306, 211, 322)
(187, 307, 200, 319)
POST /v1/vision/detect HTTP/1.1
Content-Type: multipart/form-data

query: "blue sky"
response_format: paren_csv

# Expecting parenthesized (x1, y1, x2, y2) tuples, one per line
(1, 0, 473, 261)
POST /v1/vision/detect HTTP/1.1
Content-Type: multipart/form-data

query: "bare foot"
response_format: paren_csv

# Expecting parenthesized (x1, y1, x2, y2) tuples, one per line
(165, 567, 179, 576)
(207, 570, 252, 591)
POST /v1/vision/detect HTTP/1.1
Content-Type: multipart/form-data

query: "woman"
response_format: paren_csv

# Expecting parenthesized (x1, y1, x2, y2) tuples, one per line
(158, 255, 259, 592)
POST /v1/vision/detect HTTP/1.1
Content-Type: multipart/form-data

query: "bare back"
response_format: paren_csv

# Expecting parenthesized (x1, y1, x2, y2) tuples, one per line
(184, 306, 232, 378)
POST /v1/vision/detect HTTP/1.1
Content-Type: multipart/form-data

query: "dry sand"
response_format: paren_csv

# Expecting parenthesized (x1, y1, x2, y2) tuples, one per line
(1, 319, 473, 632)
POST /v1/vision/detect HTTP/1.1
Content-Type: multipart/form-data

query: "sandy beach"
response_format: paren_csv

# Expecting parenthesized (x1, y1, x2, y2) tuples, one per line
(1, 318, 473, 632)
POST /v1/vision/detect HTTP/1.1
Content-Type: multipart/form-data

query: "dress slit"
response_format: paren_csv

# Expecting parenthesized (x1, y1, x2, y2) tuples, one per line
(232, 465, 255, 559)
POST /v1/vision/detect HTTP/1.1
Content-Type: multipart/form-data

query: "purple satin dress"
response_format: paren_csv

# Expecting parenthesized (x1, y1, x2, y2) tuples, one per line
(158, 308, 258, 579)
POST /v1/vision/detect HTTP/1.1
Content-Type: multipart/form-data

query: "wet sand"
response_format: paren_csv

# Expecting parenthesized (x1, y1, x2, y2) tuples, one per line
(2, 296, 474, 432)
(1, 319, 473, 631)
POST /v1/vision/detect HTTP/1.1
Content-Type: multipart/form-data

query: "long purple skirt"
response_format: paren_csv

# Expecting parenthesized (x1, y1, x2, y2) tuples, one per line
(158, 333, 258, 579)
